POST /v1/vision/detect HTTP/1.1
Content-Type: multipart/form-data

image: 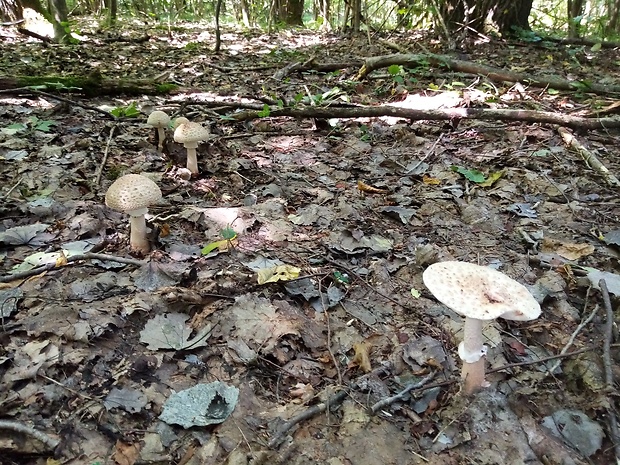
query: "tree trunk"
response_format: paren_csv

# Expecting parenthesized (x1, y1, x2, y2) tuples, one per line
(567, 0, 585, 38)
(0, 0, 23, 21)
(239, 0, 251, 27)
(316, 0, 331, 30)
(48, 0, 70, 42)
(437, 0, 532, 36)
(285, 0, 304, 25)
(214, 0, 222, 52)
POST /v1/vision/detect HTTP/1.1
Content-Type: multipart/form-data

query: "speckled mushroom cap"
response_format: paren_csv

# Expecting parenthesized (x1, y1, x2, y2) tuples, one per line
(105, 174, 162, 216)
(147, 110, 170, 128)
(173, 117, 190, 129)
(174, 122, 209, 147)
(422, 261, 541, 321)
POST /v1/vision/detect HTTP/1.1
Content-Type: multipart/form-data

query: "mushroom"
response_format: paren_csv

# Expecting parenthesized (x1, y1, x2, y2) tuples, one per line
(173, 117, 190, 129)
(422, 261, 541, 395)
(174, 122, 209, 174)
(105, 174, 162, 254)
(147, 110, 170, 152)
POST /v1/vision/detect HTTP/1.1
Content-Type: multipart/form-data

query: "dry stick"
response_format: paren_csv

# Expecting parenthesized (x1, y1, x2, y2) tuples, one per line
(94, 124, 118, 185)
(598, 279, 620, 462)
(0, 252, 145, 283)
(267, 346, 602, 449)
(370, 371, 436, 413)
(558, 127, 620, 187)
(0, 419, 59, 450)
(545, 303, 599, 376)
(28, 89, 117, 120)
(267, 364, 392, 449)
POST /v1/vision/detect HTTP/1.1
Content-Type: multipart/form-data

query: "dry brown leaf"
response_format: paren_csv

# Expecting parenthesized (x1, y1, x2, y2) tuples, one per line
(350, 342, 372, 373)
(542, 238, 595, 260)
(111, 440, 141, 465)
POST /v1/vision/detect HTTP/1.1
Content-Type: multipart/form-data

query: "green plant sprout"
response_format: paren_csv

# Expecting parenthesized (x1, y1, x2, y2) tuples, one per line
(5, 116, 57, 134)
(110, 102, 141, 118)
(257, 105, 271, 117)
(451, 165, 486, 183)
(201, 226, 238, 255)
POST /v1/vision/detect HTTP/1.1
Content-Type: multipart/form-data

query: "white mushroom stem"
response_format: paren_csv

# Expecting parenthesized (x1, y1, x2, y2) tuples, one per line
(129, 213, 149, 253)
(184, 141, 199, 174)
(458, 317, 489, 395)
(156, 127, 165, 151)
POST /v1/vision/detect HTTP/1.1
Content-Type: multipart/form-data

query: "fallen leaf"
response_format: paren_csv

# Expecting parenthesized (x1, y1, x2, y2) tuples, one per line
(350, 342, 372, 372)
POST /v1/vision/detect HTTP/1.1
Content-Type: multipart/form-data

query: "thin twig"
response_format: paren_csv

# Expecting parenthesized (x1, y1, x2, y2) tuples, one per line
(558, 127, 620, 187)
(598, 279, 620, 462)
(370, 371, 436, 413)
(29, 89, 117, 120)
(267, 364, 392, 448)
(266, 344, 609, 449)
(0, 252, 145, 283)
(94, 124, 118, 185)
(0, 420, 59, 450)
(545, 304, 599, 375)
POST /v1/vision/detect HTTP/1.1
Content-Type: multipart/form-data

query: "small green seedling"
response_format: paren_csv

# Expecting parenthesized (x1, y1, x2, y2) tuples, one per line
(4, 116, 57, 134)
(257, 105, 271, 117)
(451, 165, 486, 183)
(201, 226, 238, 255)
(110, 102, 141, 118)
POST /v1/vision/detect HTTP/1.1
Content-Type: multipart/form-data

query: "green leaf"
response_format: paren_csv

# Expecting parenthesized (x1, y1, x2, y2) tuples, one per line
(7, 123, 27, 131)
(333, 271, 350, 284)
(34, 120, 56, 132)
(201, 241, 220, 255)
(450, 165, 486, 183)
(110, 107, 124, 117)
(257, 104, 271, 117)
(387, 64, 402, 76)
(221, 227, 236, 240)
(124, 103, 140, 118)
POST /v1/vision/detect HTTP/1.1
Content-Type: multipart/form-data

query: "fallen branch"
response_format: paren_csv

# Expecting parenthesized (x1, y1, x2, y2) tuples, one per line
(558, 127, 620, 186)
(94, 124, 118, 185)
(370, 371, 436, 413)
(0, 252, 145, 283)
(0, 419, 59, 451)
(356, 53, 620, 96)
(230, 103, 620, 130)
(598, 280, 620, 463)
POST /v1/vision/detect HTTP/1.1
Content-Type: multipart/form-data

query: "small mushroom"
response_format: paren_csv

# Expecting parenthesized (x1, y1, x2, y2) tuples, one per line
(147, 110, 170, 152)
(105, 174, 162, 254)
(174, 122, 209, 174)
(173, 117, 190, 129)
(423, 261, 541, 395)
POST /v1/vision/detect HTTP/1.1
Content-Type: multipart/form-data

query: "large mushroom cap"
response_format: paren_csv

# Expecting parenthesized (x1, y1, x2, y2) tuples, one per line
(105, 174, 162, 216)
(147, 110, 170, 128)
(423, 261, 541, 321)
(174, 122, 209, 147)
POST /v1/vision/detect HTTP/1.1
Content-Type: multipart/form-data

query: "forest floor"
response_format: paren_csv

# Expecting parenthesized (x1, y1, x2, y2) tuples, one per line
(0, 17, 619, 465)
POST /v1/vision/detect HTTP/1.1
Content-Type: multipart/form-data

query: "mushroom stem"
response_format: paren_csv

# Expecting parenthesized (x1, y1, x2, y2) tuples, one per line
(129, 214, 150, 253)
(460, 317, 488, 395)
(186, 146, 198, 174)
(157, 127, 165, 152)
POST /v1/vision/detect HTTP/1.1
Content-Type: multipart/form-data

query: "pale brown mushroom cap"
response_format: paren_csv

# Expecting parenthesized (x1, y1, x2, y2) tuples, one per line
(105, 174, 162, 216)
(147, 110, 170, 129)
(173, 117, 190, 129)
(174, 122, 209, 148)
(422, 261, 541, 321)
